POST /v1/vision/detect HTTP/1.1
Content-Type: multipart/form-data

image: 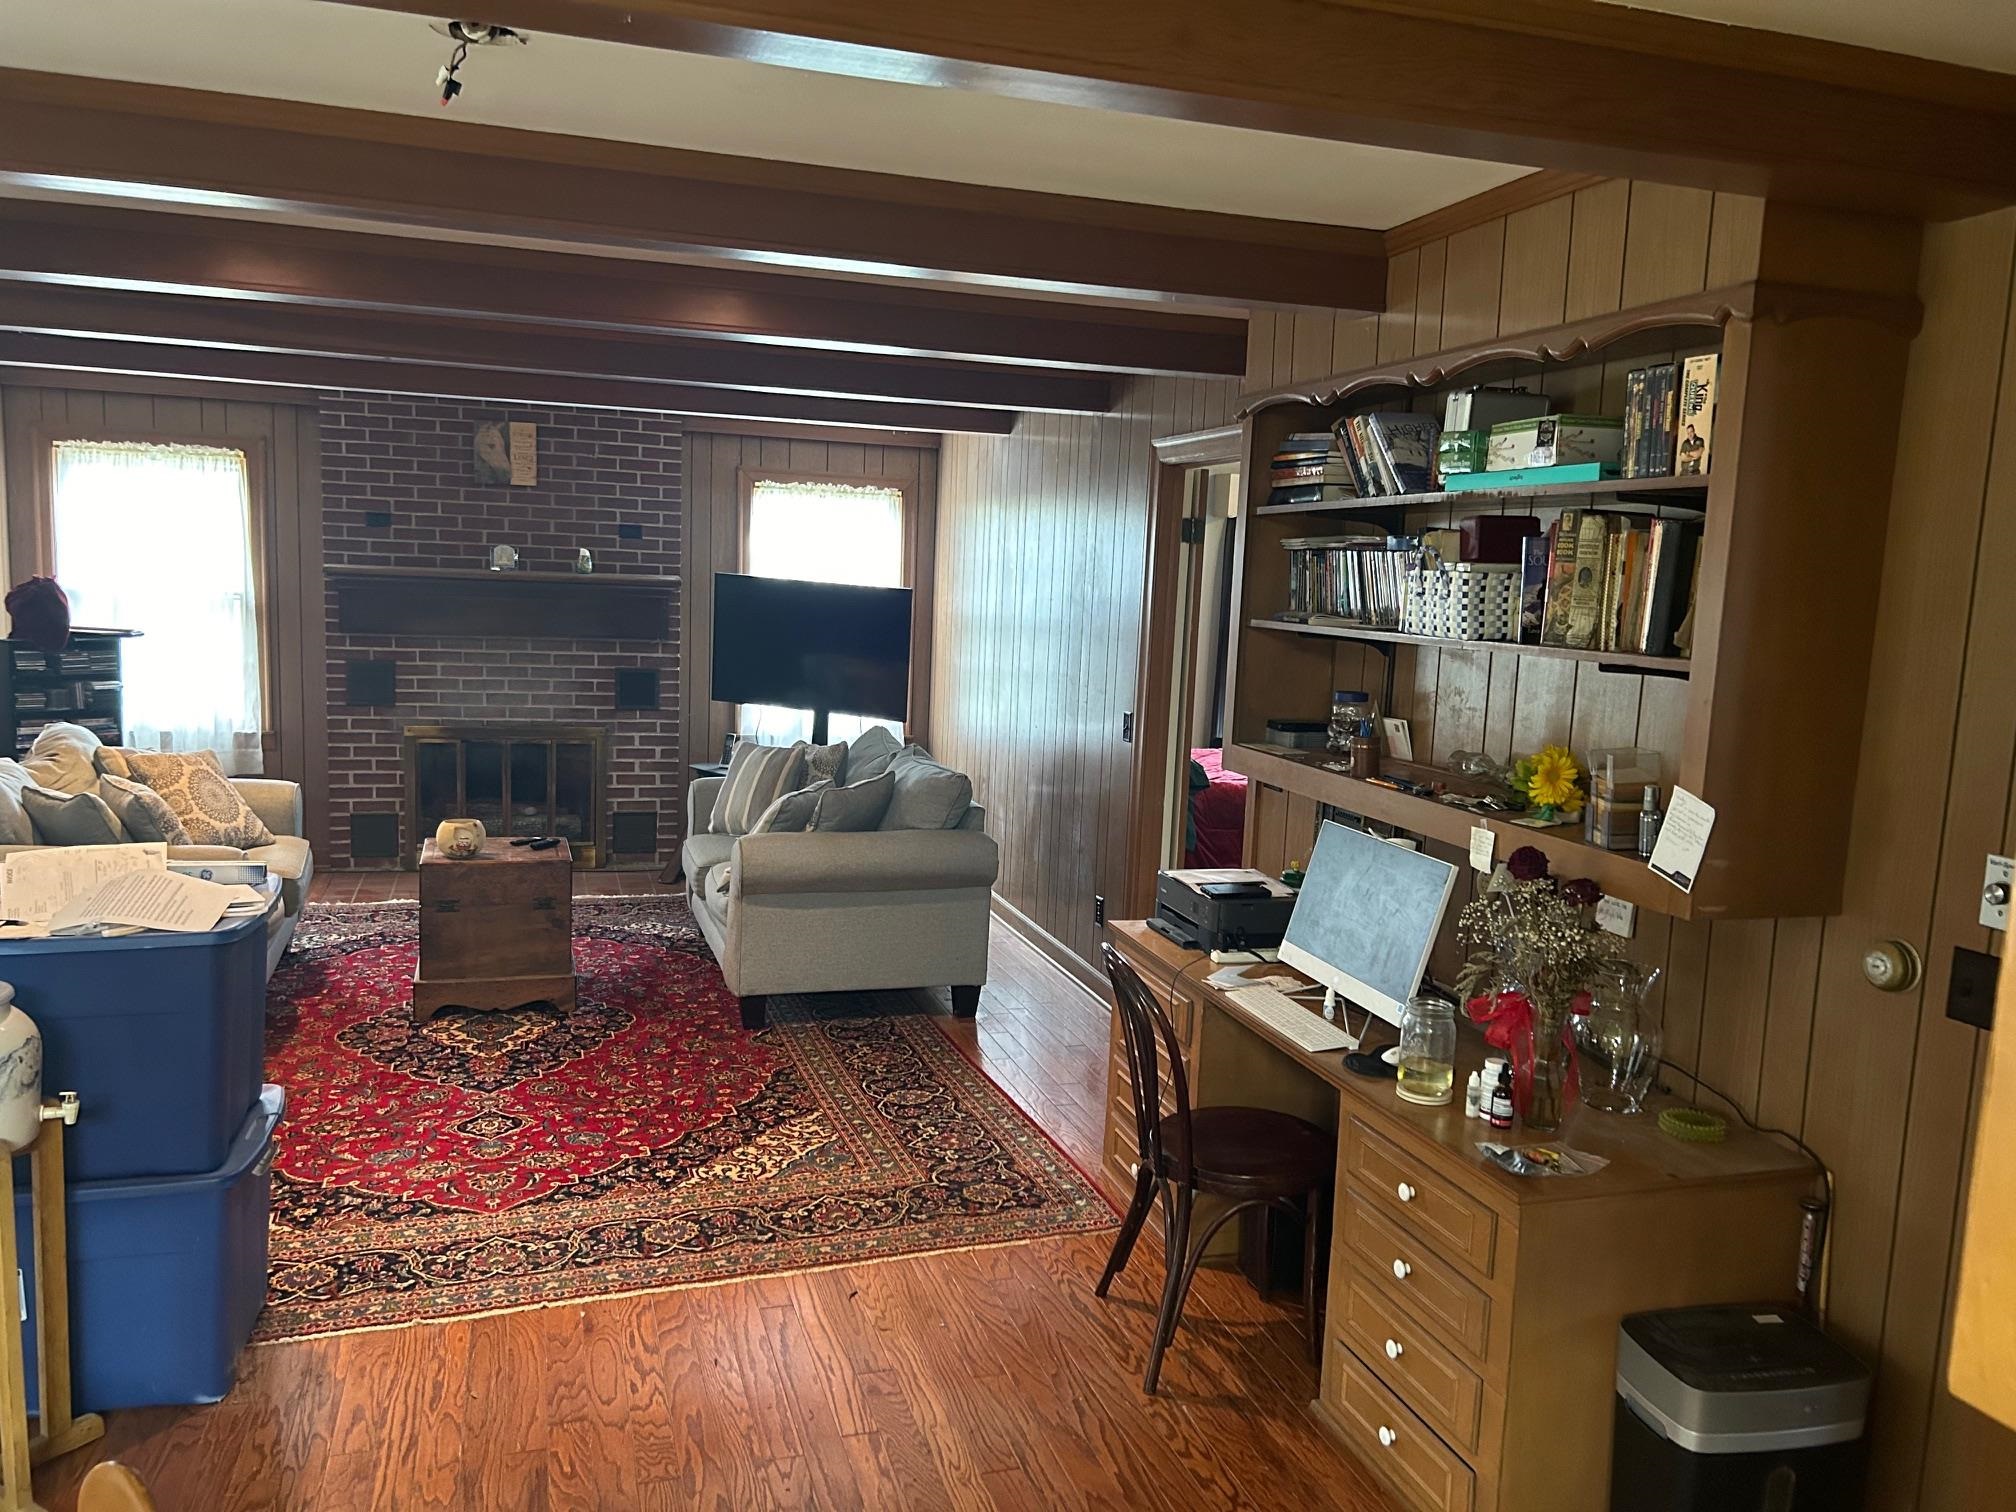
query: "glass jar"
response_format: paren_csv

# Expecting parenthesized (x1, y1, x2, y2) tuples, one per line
(1328, 689, 1376, 754)
(1395, 994, 1457, 1106)
(1576, 961, 1664, 1115)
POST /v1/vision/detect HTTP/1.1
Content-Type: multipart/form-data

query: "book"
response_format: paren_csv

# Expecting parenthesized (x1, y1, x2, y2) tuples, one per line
(1640, 518, 1703, 656)
(1443, 461, 1619, 492)
(1365, 412, 1441, 493)
(1267, 485, 1358, 507)
(1519, 533, 1550, 644)
(1540, 511, 1581, 647)
(1486, 415, 1623, 471)
(1676, 353, 1718, 475)
(1564, 512, 1615, 649)
(1620, 368, 1649, 479)
(1626, 362, 1679, 477)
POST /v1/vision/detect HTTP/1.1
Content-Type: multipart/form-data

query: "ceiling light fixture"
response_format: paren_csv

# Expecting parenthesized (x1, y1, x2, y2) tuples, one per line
(429, 21, 527, 107)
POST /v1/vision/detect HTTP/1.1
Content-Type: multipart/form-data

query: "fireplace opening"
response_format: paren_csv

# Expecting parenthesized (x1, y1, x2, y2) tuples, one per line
(403, 724, 608, 867)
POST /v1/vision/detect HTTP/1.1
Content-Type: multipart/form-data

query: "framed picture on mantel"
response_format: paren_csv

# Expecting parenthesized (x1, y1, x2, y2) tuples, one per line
(473, 417, 537, 486)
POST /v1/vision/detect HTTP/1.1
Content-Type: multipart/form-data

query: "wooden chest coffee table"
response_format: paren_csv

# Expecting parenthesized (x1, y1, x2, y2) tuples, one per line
(413, 836, 577, 1022)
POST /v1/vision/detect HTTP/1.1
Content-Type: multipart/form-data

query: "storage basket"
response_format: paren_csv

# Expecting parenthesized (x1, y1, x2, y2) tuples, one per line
(1402, 558, 1522, 642)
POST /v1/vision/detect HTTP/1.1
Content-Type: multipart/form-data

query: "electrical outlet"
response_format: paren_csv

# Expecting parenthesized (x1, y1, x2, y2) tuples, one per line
(1121, 711, 1134, 743)
(1093, 894, 1106, 926)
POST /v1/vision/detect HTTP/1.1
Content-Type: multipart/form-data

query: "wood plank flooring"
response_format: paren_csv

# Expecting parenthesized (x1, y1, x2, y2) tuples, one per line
(32, 873, 1395, 1512)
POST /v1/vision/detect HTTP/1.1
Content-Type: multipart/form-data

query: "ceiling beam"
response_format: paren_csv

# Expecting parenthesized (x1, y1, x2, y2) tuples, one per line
(0, 330, 1017, 434)
(319, 0, 2016, 218)
(0, 68, 1386, 312)
(0, 284, 1114, 413)
(0, 202, 1245, 376)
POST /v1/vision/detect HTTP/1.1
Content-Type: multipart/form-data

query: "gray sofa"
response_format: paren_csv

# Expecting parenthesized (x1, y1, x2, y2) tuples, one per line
(680, 766, 999, 1030)
(1, 724, 312, 976)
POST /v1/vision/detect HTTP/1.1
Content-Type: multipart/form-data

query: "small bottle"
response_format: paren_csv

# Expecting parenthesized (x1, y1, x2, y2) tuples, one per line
(1464, 1070, 1483, 1119)
(1487, 1063, 1515, 1130)
(1638, 783, 1664, 859)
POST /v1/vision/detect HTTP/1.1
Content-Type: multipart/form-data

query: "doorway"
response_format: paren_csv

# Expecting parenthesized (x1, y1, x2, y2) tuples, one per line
(1125, 424, 1245, 915)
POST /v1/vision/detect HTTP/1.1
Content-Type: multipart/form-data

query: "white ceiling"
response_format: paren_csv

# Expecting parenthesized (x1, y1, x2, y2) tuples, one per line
(2, 0, 1533, 231)
(1598, 0, 2016, 74)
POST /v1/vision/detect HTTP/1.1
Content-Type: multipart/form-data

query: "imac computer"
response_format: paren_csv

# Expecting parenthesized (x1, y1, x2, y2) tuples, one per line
(1279, 821, 1459, 1039)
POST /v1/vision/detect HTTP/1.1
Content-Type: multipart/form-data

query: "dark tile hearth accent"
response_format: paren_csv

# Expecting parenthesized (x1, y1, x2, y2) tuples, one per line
(609, 808, 658, 854)
(349, 811, 402, 859)
(320, 393, 682, 869)
(344, 657, 397, 707)
(613, 668, 660, 710)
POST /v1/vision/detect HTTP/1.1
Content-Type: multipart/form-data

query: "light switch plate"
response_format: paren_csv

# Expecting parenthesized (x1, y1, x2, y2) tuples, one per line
(1981, 854, 2011, 931)
(1595, 895, 1637, 938)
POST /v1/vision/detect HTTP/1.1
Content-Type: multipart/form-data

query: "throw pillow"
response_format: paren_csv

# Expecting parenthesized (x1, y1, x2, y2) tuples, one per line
(21, 722, 102, 796)
(94, 746, 136, 780)
(709, 741, 808, 836)
(879, 746, 974, 831)
(22, 784, 125, 845)
(805, 740, 849, 786)
(810, 770, 896, 833)
(0, 761, 33, 846)
(747, 779, 831, 836)
(844, 725, 903, 783)
(96, 773, 192, 844)
(119, 750, 275, 849)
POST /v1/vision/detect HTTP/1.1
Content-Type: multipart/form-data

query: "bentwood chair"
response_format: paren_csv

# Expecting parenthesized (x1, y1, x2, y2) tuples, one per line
(1096, 943, 1333, 1394)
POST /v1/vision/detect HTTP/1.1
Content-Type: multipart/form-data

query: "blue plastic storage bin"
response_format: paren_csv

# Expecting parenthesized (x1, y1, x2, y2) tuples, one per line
(18, 1085, 283, 1412)
(0, 910, 267, 1181)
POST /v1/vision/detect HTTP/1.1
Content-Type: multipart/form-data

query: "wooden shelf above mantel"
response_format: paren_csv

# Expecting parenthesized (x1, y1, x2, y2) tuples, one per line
(1223, 742, 1698, 920)
(329, 565, 678, 641)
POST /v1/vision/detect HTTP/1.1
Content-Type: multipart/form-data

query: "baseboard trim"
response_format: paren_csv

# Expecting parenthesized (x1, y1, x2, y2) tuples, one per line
(989, 893, 1108, 1001)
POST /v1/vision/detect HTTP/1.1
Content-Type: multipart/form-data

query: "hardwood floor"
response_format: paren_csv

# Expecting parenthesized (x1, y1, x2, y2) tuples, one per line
(33, 873, 1395, 1512)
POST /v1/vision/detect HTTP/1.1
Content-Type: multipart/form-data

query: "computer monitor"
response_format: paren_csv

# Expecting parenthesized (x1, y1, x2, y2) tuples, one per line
(1279, 821, 1458, 1029)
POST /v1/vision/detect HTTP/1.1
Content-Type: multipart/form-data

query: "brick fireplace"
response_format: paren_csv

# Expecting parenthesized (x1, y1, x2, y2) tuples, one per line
(321, 393, 683, 869)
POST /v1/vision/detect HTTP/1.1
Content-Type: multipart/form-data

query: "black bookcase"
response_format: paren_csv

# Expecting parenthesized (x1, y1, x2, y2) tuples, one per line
(1, 628, 139, 758)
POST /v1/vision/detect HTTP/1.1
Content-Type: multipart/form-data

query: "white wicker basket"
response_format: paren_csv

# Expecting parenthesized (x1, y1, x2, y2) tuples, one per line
(1402, 559, 1522, 642)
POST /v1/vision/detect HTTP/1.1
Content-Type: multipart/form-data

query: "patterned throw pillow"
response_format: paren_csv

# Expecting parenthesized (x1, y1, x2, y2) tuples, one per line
(96, 773, 192, 844)
(120, 751, 275, 849)
(804, 740, 849, 786)
(747, 780, 831, 836)
(708, 741, 808, 836)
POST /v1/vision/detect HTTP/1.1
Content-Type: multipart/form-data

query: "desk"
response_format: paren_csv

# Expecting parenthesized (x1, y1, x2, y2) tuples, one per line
(1102, 921, 1814, 1512)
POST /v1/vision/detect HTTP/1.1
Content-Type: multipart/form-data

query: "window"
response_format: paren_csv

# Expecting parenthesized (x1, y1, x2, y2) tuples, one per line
(51, 440, 265, 773)
(739, 476, 907, 746)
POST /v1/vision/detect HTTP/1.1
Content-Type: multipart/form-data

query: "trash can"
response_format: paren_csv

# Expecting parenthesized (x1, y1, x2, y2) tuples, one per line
(1611, 1304, 1870, 1511)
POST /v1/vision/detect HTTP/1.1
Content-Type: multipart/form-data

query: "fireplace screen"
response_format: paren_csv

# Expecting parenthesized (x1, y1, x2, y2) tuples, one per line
(403, 724, 606, 867)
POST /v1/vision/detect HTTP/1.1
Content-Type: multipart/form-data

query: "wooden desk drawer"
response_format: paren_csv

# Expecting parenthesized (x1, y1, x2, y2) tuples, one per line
(1337, 1266, 1486, 1453)
(1323, 1339, 1476, 1512)
(1347, 1120, 1499, 1280)
(1344, 1197, 1496, 1366)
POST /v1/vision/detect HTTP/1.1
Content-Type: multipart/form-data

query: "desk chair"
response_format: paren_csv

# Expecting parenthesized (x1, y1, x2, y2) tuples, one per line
(1097, 944, 1333, 1393)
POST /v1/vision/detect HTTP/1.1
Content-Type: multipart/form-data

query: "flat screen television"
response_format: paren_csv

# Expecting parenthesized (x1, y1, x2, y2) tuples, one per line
(710, 572, 912, 743)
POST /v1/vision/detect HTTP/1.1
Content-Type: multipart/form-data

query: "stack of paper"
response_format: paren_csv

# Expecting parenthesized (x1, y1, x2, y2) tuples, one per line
(0, 845, 270, 939)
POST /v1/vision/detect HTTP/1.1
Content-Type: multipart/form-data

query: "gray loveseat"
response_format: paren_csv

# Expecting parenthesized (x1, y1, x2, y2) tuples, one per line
(679, 736, 999, 1029)
(1, 723, 312, 976)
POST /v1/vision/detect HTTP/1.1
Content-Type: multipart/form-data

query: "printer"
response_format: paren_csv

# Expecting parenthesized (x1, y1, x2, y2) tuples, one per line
(1150, 869, 1296, 953)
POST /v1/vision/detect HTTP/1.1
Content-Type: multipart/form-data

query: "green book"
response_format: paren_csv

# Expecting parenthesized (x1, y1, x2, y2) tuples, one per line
(1444, 462, 1620, 492)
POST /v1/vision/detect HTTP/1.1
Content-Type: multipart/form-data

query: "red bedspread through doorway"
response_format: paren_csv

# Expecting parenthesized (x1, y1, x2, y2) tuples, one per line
(1186, 747, 1247, 869)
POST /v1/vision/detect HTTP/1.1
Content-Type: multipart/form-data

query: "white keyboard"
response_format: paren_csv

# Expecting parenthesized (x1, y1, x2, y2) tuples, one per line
(1225, 985, 1358, 1052)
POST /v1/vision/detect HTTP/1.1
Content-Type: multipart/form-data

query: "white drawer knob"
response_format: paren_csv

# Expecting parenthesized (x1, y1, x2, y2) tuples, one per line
(1377, 1426, 1398, 1448)
(1385, 1338, 1404, 1360)
(1392, 1258, 1412, 1281)
(1396, 1182, 1416, 1203)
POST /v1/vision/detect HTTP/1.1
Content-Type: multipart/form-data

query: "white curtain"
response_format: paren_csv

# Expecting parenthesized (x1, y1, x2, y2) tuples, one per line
(740, 478, 906, 747)
(52, 441, 264, 773)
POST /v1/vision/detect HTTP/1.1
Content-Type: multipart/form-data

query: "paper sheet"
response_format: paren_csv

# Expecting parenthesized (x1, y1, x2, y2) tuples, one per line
(49, 869, 235, 935)
(1649, 786, 1717, 894)
(0, 843, 167, 926)
(1161, 867, 1297, 899)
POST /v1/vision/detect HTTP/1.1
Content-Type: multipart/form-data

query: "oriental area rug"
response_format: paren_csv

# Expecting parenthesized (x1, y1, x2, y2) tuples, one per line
(256, 897, 1112, 1343)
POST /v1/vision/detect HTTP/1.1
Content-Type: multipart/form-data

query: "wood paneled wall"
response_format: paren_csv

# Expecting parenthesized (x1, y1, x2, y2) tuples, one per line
(930, 377, 1238, 971)
(682, 428, 939, 786)
(1247, 182, 2016, 1510)
(0, 380, 327, 852)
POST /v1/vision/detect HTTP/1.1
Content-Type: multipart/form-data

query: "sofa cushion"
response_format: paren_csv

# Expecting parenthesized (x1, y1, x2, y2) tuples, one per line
(21, 722, 102, 796)
(748, 780, 830, 836)
(0, 761, 33, 846)
(709, 741, 808, 835)
(811, 770, 896, 833)
(118, 750, 275, 849)
(844, 726, 903, 783)
(695, 865, 733, 932)
(245, 835, 313, 915)
(22, 783, 126, 845)
(682, 831, 734, 879)
(880, 747, 974, 831)
(96, 773, 192, 844)
(94, 745, 135, 780)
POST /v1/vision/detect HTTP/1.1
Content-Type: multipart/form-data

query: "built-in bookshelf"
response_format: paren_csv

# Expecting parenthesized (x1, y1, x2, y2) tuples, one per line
(1223, 279, 1921, 921)
(1, 629, 137, 757)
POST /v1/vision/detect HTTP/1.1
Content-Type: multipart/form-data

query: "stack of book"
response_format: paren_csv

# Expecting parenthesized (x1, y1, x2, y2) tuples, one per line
(1333, 412, 1441, 497)
(1282, 534, 1415, 628)
(1268, 432, 1356, 507)
(1536, 509, 1702, 656)
(1621, 356, 1717, 479)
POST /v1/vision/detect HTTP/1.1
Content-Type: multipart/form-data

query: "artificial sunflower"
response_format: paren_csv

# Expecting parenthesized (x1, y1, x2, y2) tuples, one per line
(1524, 744, 1583, 815)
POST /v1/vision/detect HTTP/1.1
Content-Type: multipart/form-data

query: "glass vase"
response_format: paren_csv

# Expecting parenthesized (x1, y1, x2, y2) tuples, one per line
(1518, 993, 1577, 1134)
(1576, 962, 1664, 1115)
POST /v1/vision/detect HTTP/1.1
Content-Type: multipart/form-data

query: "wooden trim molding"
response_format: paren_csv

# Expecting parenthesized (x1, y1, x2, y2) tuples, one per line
(988, 892, 1109, 1000)
(1150, 424, 1244, 466)
(1383, 170, 1608, 255)
(690, 419, 943, 449)
(1237, 279, 1925, 416)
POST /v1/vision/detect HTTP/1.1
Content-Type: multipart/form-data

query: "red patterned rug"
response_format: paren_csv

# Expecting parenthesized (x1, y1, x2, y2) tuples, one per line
(259, 896, 1113, 1342)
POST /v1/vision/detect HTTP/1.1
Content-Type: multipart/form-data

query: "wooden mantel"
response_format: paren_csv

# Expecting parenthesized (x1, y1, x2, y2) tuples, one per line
(328, 565, 679, 641)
